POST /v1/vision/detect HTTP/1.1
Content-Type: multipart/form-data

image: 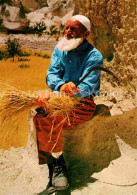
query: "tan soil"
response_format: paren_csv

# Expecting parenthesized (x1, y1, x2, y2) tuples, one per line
(0, 106, 137, 194)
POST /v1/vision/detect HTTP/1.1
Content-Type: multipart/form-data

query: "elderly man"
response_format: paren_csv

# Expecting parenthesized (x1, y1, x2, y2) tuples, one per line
(34, 15, 103, 194)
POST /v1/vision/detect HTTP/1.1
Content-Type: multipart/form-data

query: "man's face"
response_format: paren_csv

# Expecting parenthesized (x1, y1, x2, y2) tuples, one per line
(57, 19, 89, 51)
(64, 19, 85, 40)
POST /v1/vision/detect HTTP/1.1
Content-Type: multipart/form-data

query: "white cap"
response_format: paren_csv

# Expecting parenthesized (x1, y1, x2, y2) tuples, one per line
(71, 15, 91, 31)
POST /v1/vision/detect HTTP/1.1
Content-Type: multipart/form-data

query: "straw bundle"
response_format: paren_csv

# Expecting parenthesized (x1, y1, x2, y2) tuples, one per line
(0, 81, 80, 122)
(0, 81, 36, 123)
(46, 94, 80, 117)
(0, 81, 81, 149)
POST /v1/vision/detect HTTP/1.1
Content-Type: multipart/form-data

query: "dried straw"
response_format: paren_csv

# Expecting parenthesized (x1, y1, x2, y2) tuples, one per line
(0, 81, 81, 150)
(0, 81, 80, 122)
(46, 94, 80, 117)
(0, 81, 36, 123)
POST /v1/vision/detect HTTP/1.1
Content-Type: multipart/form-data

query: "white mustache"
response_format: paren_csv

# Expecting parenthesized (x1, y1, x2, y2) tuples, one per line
(65, 34, 74, 38)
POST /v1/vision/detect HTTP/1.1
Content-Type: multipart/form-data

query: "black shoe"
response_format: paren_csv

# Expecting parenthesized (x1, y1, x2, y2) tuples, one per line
(52, 155, 69, 190)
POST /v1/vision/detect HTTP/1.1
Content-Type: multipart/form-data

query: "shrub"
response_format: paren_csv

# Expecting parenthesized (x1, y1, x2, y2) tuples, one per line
(0, 51, 4, 60)
(23, 21, 47, 36)
(43, 54, 50, 58)
(5, 37, 22, 61)
(34, 52, 50, 58)
(0, 50, 10, 61)
(0, 53, 3, 60)
(59, 24, 65, 34)
(19, 51, 30, 57)
(0, 0, 12, 6)
(18, 57, 30, 61)
(19, 64, 30, 68)
(49, 26, 59, 35)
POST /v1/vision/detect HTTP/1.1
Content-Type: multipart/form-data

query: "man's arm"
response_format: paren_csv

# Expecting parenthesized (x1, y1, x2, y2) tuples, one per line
(46, 47, 65, 91)
(76, 50, 103, 97)
(35, 48, 65, 107)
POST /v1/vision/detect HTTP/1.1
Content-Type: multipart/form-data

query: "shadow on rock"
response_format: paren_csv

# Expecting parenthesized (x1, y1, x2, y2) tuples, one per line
(38, 106, 137, 194)
(63, 104, 121, 191)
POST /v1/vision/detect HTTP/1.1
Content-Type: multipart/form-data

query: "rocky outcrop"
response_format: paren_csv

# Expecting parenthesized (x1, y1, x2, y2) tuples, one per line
(11, 0, 43, 11)
(26, 0, 74, 30)
(22, 0, 39, 11)
(74, 0, 137, 112)
(0, 0, 74, 31)
(0, 4, 27, 31)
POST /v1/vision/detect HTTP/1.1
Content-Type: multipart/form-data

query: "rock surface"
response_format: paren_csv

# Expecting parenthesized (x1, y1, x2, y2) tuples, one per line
(0, 34, 58, 51)
(0, 4, 27, 31)
(0, 0, 74, 31)
(26, 0, 74, 30)
(74, 0, 137, 104)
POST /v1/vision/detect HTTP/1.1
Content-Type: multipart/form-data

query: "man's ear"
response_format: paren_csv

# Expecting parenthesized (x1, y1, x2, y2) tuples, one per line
(84, 30, 90, 39)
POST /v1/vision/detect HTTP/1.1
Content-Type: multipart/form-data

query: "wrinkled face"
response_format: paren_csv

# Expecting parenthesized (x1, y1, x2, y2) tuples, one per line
(64, 19, 86, 40)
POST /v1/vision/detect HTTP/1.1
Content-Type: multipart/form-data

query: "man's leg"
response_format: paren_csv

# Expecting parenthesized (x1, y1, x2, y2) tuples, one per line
(46, 163, 56, 194)
(34, 97, 96, 193)
(33, 111, 69, 193)
(51, 152, 69, 190)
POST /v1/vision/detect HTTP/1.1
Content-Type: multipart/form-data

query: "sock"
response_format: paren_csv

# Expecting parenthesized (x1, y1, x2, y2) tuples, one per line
(51, 151, 63, 159)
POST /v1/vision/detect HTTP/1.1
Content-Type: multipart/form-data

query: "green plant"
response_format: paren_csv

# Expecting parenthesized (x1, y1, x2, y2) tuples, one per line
(5, 37, 21, 62)
(19, 64, 30, 68)
(59, 24, 65, 34)
(43, 54, 50, 58)
(0, 0, 12, 5)
(0, 52, 3, 60)
(34, 52, 50, 58)
(0, 50, 9, 61)
(23, 21, 47, 35)
(19, 51, 30, 57)
(34, 52, 43, 57)
(18, 57, 30, 61)
(49, 26, 59, 35)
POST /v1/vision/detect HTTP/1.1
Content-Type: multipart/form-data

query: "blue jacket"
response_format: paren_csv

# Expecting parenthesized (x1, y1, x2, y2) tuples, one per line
(46, 40, 103, 97)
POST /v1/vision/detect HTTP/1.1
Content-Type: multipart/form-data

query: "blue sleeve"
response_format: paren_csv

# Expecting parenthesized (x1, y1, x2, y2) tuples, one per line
(76, 51, 103, 97)
(46, 47, 65, 91)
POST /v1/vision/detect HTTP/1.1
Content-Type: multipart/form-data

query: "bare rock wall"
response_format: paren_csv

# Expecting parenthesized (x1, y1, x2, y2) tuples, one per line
(74, 0, 137, 98)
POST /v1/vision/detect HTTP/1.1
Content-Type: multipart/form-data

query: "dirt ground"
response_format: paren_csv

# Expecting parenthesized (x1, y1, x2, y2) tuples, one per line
(0, 106, 137, 195)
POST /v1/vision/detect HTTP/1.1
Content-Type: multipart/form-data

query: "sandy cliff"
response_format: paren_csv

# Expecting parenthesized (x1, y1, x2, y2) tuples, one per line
(73, 0, 137, 113)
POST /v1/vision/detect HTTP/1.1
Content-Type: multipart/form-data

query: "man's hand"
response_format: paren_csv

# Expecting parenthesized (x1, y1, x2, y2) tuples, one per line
(60, 82, 81, 96)
(35, 91, 56, 107)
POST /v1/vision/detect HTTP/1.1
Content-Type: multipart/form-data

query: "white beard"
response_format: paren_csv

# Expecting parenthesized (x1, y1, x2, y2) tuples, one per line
(56, 37, 84, 51)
